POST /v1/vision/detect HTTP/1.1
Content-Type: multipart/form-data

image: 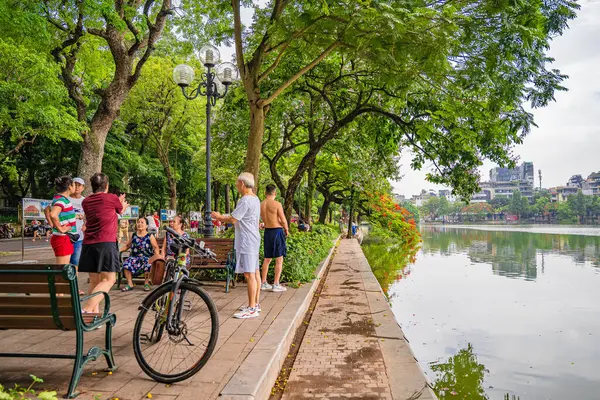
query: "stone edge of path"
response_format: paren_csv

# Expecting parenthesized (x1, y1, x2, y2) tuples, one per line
(219, 236, 341, 400)
(361, 250, 438, 400)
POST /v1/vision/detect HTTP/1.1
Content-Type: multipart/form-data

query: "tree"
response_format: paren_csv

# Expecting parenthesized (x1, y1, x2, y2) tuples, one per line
(24, 0, 173, 186)
(509, 191, 529, 219)
(567, 190, 587, 224)
(120, 57, 203, 209)
(183, 0, 577, 199)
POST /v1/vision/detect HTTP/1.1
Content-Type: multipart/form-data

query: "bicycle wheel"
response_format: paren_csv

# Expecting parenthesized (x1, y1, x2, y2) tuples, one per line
(133, 281, 219, 383)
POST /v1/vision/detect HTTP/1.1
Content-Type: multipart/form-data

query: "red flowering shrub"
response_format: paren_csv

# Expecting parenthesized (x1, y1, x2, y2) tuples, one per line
(366, 192, 421, 247)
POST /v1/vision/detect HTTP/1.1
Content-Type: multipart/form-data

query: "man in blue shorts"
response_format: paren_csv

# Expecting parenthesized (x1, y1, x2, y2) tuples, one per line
(260, 184, 289, 292)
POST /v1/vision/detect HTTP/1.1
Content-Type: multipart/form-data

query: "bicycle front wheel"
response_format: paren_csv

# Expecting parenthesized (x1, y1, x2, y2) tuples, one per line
(133, 281, 219, 383)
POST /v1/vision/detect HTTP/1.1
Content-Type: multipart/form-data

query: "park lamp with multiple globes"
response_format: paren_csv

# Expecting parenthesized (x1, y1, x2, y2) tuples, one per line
(172, 45, 239, 238)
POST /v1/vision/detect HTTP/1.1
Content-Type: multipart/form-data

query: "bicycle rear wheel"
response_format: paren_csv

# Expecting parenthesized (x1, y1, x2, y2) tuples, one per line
(133, 281, 219, 383)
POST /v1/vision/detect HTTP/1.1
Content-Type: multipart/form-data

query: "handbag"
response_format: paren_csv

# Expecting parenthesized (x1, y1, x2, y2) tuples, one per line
(66, 232, 80, 243)
(149, 255, 166, 285)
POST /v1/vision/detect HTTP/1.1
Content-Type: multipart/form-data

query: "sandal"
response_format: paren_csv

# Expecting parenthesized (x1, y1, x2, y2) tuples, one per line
(121, 285, 134, 292)
(144, 284, 151, 292)
(78, 290, 85, 296)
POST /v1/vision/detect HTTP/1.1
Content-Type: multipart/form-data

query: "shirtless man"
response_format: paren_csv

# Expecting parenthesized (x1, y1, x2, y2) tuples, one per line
(260, 184, 289, 292)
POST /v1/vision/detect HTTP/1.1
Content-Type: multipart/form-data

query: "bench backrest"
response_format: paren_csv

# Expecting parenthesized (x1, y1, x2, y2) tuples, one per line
(0, 264, 82, 330)
(191, 238, 234, 267)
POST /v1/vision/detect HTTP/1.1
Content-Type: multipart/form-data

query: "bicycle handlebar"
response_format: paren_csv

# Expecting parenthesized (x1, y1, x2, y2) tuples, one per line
(165, 227, 217, 260)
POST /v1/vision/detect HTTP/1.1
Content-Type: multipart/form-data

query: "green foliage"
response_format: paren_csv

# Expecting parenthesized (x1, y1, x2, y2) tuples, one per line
(0, 375, 58, 400)
(431, 344, 488, 400)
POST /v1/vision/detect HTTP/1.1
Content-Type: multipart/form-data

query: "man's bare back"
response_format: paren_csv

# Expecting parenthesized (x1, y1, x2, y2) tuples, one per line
(261, 198, 288, 233)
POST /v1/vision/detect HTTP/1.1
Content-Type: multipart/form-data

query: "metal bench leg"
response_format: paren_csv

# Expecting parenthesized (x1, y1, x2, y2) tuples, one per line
(66, 330, 85, 399)
(225, 267, 230, 293)
(104, 319, 117, 371)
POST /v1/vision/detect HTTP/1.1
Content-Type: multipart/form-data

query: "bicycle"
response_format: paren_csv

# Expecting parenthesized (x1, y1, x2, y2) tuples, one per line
(133, 227, 219, 383)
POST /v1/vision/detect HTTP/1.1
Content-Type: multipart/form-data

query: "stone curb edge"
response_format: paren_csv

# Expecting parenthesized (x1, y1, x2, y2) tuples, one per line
(219, 235, 342, 400)
(361, 249, 438, 400)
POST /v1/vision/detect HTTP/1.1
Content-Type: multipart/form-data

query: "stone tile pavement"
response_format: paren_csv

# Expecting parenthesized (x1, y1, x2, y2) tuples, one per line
(0, 277, 296, 400)
(281, 239, 437, 400)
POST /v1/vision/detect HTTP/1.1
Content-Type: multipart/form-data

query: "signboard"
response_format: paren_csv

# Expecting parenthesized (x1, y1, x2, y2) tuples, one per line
(189, 211, 202, 221)
(160, 209, 176, 221)
(119, 205, 140, 220)
(22, 198, 52, 220)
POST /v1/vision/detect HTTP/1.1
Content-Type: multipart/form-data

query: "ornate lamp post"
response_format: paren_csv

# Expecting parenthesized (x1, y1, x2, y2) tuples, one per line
(172, 45, 238, 237)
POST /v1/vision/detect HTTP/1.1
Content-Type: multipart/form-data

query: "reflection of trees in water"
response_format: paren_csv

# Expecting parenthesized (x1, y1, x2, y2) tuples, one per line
(421, 227, 600, 280)
(431, 343, 521, 400)
(361, 237, 418, 295)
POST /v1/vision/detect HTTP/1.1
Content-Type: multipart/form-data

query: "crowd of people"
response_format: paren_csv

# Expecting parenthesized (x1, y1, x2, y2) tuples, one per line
(41, 171, 291, 320)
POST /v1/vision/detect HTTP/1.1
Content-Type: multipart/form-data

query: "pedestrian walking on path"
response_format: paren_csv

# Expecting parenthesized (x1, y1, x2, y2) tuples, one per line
(212, 172, 261, 319)
(68, 177, 86, 266)
(260, 184, 289, 292)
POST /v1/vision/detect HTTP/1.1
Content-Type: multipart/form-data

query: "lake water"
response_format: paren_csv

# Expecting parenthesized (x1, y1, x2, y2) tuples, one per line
(363, 225, 600, 400)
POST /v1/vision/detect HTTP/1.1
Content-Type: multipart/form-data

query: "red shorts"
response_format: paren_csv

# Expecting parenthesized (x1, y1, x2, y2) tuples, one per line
(51, 235, 73, 257)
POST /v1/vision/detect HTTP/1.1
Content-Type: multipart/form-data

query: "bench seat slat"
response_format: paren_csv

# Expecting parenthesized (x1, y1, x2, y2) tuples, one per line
(0, 274, 70, 284)
(0, 264, 67, 271)
(0, 282, 71, 294)
(0, 316, 78, 330)
(0, 295, 72, 306)
(0, 305, 75, 316)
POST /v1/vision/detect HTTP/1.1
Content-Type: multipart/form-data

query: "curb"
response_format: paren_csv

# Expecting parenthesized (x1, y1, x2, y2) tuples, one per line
(220, 236, 341, 400)
(361, 247, 438, 400)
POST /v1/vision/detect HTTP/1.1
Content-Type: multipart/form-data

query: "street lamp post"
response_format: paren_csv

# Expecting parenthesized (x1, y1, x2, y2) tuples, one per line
(172, 45, 238, 237)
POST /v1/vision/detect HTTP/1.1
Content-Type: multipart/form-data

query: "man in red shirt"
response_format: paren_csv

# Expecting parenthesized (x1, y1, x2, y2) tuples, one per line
(79, 173, 128, 313)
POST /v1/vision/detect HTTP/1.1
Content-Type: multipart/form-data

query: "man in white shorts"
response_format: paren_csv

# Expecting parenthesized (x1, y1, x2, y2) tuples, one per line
(211, 172, 261, 319)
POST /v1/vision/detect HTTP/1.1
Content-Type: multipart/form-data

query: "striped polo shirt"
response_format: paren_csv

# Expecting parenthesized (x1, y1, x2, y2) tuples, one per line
(51, 194, 77, 236)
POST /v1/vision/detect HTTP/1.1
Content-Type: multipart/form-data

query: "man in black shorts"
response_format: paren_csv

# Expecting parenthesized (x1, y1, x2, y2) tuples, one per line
(260, 184, 289, 292)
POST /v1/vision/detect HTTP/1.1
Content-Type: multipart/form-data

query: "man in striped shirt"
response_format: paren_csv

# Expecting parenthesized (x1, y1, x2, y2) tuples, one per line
(49, 176, 77, 264)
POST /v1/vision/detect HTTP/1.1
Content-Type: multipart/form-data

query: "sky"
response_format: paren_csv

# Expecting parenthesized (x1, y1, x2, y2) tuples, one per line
(392, 0, 600, 197)
(215, 1, 600, 198)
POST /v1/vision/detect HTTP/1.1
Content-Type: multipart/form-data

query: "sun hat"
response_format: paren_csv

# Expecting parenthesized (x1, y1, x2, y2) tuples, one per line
(73, 177, 85, 185)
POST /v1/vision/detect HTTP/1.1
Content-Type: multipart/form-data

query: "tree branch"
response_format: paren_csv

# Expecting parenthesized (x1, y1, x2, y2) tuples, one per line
(259, 41, 341, 107)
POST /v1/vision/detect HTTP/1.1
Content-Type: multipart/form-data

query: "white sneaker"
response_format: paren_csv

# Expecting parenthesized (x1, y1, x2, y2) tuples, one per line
(233, 307, 259, 319)
(271, 284, 287, 292)
(239, 304, 261, 312)
(261, 282, 273, 290)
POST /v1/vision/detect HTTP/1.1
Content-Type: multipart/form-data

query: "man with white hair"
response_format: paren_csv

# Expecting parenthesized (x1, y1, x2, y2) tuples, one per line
(212, 172, 262, 319)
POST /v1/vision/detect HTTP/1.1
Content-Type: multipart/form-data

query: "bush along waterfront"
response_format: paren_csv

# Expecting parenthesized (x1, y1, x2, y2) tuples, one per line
(361, 192, 421, 294)
(196, 224, 339, 286)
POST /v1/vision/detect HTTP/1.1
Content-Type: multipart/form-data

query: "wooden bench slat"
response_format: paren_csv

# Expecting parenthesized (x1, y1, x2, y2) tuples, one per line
(0, 274, 70, 284)
(0, 316, 78, 330)
(0, 295, 72, 306)
(0, 305, 75, 316)
(0, 282, 71, 294)
(0, 264, 67, 271)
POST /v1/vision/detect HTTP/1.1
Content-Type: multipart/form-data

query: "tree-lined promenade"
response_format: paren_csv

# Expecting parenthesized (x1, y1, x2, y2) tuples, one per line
(0, 0, 579, 226)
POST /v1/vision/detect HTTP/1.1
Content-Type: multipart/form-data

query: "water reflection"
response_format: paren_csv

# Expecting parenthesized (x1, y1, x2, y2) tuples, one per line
(422, 226, 600, 280)
(362, 225, 600, 400)
(431, 343, 521, 400)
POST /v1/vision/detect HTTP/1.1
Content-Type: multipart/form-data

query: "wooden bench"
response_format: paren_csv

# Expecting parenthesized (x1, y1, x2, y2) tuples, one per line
(0, 263, 117, 399)
(189, 237, 236, 293)
(117, 236, 236, 292)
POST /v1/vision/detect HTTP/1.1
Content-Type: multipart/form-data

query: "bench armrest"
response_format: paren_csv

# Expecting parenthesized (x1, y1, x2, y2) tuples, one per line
(79, 291, 111, 320)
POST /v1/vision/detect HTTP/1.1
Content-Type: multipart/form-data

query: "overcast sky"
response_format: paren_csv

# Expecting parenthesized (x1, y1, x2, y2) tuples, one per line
(392, 0, 600, 197)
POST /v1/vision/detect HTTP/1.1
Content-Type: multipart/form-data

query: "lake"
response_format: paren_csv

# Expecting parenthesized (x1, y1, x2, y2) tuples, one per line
(362, 225, 600, 400)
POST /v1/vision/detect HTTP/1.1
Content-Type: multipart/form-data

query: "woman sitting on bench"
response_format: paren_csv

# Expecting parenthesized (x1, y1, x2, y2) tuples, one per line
(120, 217, 160, 291)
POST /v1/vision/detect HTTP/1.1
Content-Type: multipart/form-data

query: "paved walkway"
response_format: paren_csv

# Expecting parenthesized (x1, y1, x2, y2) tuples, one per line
(281, 239, 436, 400)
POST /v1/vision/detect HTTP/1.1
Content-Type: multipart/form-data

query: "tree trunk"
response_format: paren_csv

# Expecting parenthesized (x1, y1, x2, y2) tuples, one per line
(319, 197, 331, 224)
(243, 103, 265, 185)
(225, 184, 231, 214)
(347, 190, 354, 239)
(305, 162, 315, 224)
(213, 181, 221, 213)
(78, 96, 126, 192)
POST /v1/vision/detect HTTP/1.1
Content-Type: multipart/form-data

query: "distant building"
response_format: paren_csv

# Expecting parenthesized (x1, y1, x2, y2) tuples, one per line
(587, 172, 600, 195)
(393, 194, 406, 203)
(567, 175, 584, 188)
(438, 190, 457, 202)
(476, 162, 535, 201)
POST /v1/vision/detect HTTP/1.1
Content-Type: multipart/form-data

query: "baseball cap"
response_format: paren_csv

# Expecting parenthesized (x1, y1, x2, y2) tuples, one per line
(73, 177, 85, 185)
